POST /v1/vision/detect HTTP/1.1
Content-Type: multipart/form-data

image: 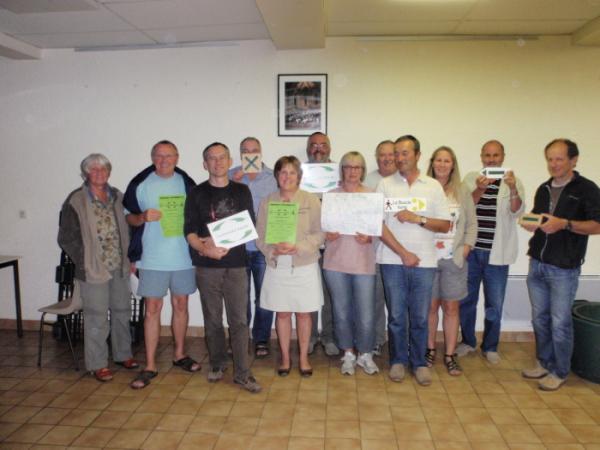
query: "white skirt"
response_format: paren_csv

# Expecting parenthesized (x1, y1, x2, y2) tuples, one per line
(260, 256, 324, 313)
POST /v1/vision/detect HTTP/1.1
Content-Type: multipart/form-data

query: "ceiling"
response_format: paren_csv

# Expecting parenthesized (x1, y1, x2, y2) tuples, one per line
(1, 0, 600, 59)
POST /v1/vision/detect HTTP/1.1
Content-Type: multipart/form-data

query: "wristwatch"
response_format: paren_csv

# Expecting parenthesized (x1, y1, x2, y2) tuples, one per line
(565, 220, 573, 231)
(419, 216, 428, 227)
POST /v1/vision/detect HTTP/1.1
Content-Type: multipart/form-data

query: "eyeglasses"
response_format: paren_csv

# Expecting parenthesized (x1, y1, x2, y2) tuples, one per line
(309, 143, 329, 149)
(342, 165, 363, 171)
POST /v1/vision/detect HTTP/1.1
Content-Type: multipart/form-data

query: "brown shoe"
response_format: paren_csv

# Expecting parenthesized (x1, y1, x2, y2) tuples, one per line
(115, 358, 140, 370)
(94, 367, 113, 382)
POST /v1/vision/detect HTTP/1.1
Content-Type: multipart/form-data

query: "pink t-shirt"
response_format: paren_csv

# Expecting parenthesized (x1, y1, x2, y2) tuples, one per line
(322, 186, 376, 275)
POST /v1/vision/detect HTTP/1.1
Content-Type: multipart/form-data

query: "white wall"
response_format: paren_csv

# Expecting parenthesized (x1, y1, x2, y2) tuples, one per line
(1, 36, 600, 326)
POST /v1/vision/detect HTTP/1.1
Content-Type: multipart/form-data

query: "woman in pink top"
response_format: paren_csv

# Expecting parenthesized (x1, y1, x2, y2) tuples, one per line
(323, 151, 379, 376)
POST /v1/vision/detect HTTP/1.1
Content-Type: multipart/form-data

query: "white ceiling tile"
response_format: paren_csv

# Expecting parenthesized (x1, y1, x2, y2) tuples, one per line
(329, 20, 460, 35)
(456, 19, 588, 35)
(144, 23, 269, 44)
(327, 0, 476, 22)
(105, 0, 263, 29)
(12, 30, 155, 48)
(0, 7, 134, 34)
(466, 0, 600, 21)
(0, 0, 96, 14)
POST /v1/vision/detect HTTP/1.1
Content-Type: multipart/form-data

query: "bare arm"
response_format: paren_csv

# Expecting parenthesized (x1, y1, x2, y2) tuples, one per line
(395, 210, 451, 233)
(380, 224, 420, 267)
(126, 209, 162, 227)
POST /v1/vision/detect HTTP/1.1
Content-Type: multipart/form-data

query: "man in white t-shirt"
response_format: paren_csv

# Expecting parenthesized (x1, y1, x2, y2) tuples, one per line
(364, 140, 396, 355)
(378, 135, 451, 386)
(123, 140, 200, 389)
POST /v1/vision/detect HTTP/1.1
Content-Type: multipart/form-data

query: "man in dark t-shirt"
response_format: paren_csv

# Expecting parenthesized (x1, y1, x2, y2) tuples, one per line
(184, 142, 261, 393)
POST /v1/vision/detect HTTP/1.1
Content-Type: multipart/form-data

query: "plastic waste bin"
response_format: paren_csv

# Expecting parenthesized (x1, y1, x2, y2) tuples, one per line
(571, 300, 600, 384)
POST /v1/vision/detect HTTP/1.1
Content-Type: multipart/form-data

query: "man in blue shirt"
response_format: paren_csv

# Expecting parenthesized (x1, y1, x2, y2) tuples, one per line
(229, 137, 277, 358)
(124, 140, 199, 389)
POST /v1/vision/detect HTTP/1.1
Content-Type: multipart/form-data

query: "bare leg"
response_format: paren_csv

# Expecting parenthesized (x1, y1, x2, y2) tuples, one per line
(442, 300, 460, 355)
(296, 312, 312, 371)
(276, 312, 292, 370)
(143, 298, 163, 372)
(428, 298, 441, 349)
(171, 294, 190, 361)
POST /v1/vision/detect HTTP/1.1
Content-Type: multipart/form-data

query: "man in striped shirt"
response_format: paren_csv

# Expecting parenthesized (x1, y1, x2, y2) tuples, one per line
(457, 140, 525, 363)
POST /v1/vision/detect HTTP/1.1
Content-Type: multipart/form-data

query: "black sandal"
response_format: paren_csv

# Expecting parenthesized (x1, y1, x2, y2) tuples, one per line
(444, 354, 462, 376)
(425, 348, 436, 367)
(130, 370, 158, 389)
(255, 342, 270, 359)
(173, 356, 201, 372)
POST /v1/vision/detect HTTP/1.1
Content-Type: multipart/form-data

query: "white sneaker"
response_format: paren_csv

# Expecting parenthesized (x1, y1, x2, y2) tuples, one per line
(522, 360, 549, 379)
(455, 343, 476, 357)
(538, 373, 566, 391)
(340, 351, 356, 375)
(483, 351, 501, 364)
(356, 352, 379, 375)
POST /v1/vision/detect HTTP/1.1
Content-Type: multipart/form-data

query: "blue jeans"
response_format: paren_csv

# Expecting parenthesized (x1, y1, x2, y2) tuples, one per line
(323, 269, 376, 354)
(459, 248, 509, 352)
(246, 250, 273, 343)
(381, 264, 435, 368)
(527, 259, 580, 379)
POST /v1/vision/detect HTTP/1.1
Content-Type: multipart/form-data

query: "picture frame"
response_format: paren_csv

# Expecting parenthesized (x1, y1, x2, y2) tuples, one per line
(278, 74, 327, 137)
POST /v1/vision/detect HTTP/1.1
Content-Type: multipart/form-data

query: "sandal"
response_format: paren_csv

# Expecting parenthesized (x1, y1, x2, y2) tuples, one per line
(115, 358, 140, 370)
(130, 370, 158, 389)
(425, 348, 436, 368)
(94, 367, 113, 382)
(444, 354, 463, 376)
(255, 342, 270, 359)
(173, 356, 201, 372)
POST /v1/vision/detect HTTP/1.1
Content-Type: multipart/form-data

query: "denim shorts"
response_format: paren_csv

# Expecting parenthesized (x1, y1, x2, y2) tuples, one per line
(431, 258, 468, 301)
(138, 268, 196, 298)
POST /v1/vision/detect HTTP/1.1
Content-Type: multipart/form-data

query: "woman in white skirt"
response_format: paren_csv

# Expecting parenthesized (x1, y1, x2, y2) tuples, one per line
(256, 156, 325, 377)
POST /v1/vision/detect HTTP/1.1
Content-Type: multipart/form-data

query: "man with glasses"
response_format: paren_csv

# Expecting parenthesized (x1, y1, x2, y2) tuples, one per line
(305, 132, 339, 356)
(124, 140, 199, 389)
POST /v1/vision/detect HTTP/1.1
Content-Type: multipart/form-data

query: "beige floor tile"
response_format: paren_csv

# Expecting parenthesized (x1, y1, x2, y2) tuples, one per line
(422, 407, 459, 424)
(397, 441, 435, 450)
(176, 432, 218, 450)
(71, 426, 117, 447)
(156, 413, 194, 432)
(473, 381, 506, 395)
(122, 412, 163, 430)
(107, 395, 143, 412)
(497, 423, 543, 444)
(291, 418, 325, 438)
(463, 423, 504, 442)
(448, 393, 484, 408)
(545, 445, 586, 450)
(470, 442, 509, 450)
(360, 421, 396, 440)
(0, 422, 22, 441)
(357, 388, 390, 405)
(196, 400, 233, 417)
(294, 402, 327, 420)
(256, 417, 293, 437)
(532, 424, 578, 444)
(141, 430, 185, 449)
(36, 425, 84, 445)
(489, 407, 528, 425)
(325, 420, 360, 439)
(297, 389, 327, 405)
(417, 392, 452, 408)
(361, 438, 399, 450)
(106, 428, 151, 449)
(187, 415, 226, 434)
(390, 406, 426, 423)
(479, 394, 516, 408)
(454, 407, 493, 424)
(19, 392, 58, 408)
(428, 422, 468, 442)
(248, 435, 289, 449)
(4, 424, 53, 443)
(166, 398, 203, 415)
(90, 410, 131, 428)
(58, 408, 100, 427)
(214, 433, 252, 449)
(387, 392, 420, 407)
(552, 409, 596, 425)
(324, 437, 361, 449)
(157, 373, 191, 386)
(1, 406, 42, 423)
(510, 393, 548, 409)
(433, 442, 471, 450)
(78, 394, 115, 410)
(359, 403, 393, 422)
(27, 407, 70, 425)
(261, 401, 295, 419)
(520, 408, 562, 425)
(229, 400, 264, 417)
(288, 436, 325, 450)
(394, 422, 432, 441)
(178, 386, 210, 401)
(222, 416, 260, 435)
(539, 394, 582, 409)
(566, 425, 600, 444)
(267, 388, 298, 403)
(326, 404, 359, 420)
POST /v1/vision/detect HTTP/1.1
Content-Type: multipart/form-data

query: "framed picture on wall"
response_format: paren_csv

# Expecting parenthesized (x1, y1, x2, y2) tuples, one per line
(278, 74, 327, 136)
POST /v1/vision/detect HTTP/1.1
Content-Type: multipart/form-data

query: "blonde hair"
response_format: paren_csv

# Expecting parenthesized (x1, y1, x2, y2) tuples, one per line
(427, 146, 462, 202)
(340, 151, 367, 182)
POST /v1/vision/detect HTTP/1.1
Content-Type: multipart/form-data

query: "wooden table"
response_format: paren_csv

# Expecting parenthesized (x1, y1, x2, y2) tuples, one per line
(0, 256, 23, 337)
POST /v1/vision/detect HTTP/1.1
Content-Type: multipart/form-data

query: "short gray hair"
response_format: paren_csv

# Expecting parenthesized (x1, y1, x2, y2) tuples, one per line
(80, 153, 112, 181)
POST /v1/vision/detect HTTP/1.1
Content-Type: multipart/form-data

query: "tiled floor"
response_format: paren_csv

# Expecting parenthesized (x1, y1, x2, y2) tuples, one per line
(1, 330, 600, 449)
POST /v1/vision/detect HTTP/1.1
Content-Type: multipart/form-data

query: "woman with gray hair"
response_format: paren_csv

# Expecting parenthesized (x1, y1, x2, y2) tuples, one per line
(58, 153, 138, 382)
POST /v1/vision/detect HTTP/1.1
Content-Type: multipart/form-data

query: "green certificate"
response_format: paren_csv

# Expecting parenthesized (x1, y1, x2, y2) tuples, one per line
(159, 195, 185, 237)
(265, 202, 299, 244)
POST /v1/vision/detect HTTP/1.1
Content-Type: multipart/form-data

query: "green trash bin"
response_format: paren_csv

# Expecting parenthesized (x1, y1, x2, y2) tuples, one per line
(571, 300, 600, 384)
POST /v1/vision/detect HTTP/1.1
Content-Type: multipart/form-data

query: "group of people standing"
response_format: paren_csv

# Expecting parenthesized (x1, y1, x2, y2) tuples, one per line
(58, 132, 600, 394)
